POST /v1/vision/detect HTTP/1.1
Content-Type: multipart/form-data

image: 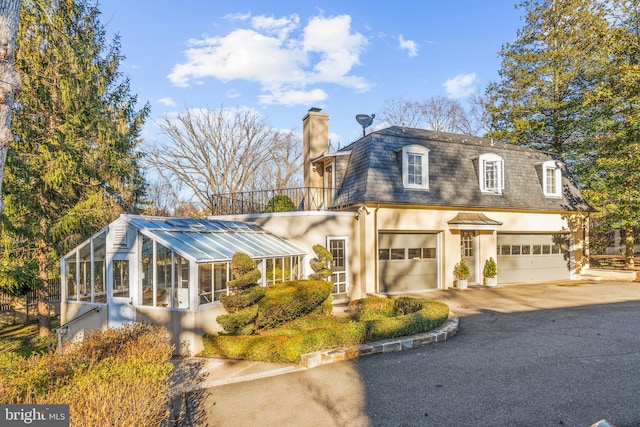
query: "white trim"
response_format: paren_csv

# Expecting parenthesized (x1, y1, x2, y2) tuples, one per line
(542, 160, 562, 198)
(479, 153, 504, 194)
(326, 236, 349, 295)
(402, 145, 430, 190)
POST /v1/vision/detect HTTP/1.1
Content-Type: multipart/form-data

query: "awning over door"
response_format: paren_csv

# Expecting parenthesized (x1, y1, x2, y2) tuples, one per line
(447, 212, 503, 231)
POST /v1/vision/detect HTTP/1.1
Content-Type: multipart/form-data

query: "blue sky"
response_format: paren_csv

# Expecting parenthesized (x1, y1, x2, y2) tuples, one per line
(99, 1, 523, 147)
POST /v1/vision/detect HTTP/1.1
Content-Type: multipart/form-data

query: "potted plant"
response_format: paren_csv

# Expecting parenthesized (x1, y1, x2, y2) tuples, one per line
(483, 257, 498, 287)
(453, 258, 470, 289)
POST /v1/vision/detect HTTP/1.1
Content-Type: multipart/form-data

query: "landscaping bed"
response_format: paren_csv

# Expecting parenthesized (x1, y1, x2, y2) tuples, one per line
(200, 296, 450, 363)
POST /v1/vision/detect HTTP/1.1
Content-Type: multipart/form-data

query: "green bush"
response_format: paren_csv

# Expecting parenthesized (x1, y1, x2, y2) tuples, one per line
(220, 284, 265, 312)
(203, 298, 450, 363)
(308, 244, 333, 281)
(228, 252, 260, 292)
(349, 296, 396, 321)
(216, 305, 259, 335)
(394, 296, 424, 315)
(255, 280, 333, 330)
(263, 194, 296, 213)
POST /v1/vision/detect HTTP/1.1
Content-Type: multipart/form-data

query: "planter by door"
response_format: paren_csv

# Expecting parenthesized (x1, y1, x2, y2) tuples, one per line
(484, 277, 497, 287)
(456, 279, 468, 289)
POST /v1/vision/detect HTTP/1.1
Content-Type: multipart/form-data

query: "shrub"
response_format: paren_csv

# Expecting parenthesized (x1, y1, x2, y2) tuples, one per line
(349, 297, 396, 321)
(216, 305, 259, 335)
(308, 244, 333, 281)
(394, 297, 424, 315)
(264, 194, 296, 213)
(220, 284, 265, 312)
(483, 257, 497, 278)
(255, 280, 333, 330)
(453, 258, 470, 280)
(0, 323, 174, 425)
(202, 298, 449, 363)
(228, 252, 260, 292)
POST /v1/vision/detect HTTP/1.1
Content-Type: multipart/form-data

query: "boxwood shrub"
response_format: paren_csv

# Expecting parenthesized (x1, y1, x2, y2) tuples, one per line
(220, 284, 265, 312)
(203, 298, 449, 363)
(255, 280, 333, 330)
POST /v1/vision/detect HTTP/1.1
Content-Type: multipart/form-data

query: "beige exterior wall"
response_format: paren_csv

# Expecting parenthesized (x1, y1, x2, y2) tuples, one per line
(220, 207, 586, 295)
(60, 302, 108, 343)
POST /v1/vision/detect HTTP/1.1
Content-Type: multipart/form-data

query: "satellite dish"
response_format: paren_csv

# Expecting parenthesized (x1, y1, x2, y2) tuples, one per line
(355, 113, 375, 137)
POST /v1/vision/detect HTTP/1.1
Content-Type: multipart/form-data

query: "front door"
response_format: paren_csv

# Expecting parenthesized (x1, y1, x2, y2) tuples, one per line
(461, 231, 477, 283)
(108, 258, 135, 328)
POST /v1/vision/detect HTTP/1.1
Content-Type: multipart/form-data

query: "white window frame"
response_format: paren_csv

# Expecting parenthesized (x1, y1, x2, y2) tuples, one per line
(402, 145, 429, 190)
(542, 160, 562, 197)
(479, 153, 504, 194)
(326, 236, 349, 295)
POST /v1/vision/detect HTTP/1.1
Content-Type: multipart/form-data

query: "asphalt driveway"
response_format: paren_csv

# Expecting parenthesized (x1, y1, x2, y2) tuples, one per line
(182, 281, 640, 427)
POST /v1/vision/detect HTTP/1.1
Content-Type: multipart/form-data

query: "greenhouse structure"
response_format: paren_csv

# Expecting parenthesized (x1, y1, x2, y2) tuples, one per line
(60, 214, 307, 355)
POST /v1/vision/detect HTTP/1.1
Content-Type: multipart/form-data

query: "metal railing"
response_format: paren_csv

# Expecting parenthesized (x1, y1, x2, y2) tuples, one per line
(210, 187, 352, 215)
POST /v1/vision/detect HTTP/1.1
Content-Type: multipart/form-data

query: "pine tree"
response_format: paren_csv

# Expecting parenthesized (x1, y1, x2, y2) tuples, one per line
(2, 0, 149, 335)
(485, 0, 610, 157)
(579, 0, 640, 267)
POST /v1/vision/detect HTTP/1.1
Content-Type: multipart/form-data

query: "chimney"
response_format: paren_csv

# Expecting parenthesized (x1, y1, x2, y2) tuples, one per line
(303, 108, 329, 190)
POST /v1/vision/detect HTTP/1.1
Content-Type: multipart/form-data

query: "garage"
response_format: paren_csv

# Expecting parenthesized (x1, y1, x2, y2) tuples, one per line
(497, 233, 571, 283)
(378, 232, 439, 293)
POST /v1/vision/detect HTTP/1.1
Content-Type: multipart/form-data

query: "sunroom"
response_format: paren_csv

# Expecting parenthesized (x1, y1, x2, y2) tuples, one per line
(60, 214, 307, 354)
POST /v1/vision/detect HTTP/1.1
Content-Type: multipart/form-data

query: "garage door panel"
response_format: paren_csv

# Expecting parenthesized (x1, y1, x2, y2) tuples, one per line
(379, 233, 439, 293)
(497, 233, 570, 283)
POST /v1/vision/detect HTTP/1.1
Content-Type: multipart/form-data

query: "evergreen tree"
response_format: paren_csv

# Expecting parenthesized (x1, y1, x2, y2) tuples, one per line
(2, 0, 149, 335)
(579, 0, 640, 267)
(485, 0, 610, 158)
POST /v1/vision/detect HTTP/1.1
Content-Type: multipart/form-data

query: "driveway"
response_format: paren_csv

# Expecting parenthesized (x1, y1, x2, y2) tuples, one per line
(181, 281, 640, 427)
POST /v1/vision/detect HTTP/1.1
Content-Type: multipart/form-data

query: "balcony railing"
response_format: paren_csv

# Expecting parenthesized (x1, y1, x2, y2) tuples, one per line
(210, 187, 351, 216)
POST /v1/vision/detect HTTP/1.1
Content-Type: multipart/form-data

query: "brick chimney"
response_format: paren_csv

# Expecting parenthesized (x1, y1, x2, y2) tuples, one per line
(302, 108, 329, 190)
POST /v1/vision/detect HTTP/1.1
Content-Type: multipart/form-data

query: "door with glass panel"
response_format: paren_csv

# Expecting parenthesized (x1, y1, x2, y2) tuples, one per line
(461, 231, 477, 283)
(327, 237, 348, 294)
(108, 258, 135, 327)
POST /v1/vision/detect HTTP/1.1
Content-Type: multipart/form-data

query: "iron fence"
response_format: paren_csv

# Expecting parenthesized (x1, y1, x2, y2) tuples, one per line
(210, 187, 351, 215)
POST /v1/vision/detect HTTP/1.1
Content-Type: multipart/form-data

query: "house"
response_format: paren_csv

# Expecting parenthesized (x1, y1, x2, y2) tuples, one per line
(60, 108, 590, 355)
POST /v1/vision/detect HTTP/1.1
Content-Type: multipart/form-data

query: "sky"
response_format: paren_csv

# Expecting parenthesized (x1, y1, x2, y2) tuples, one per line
(98, 1, 524, 149)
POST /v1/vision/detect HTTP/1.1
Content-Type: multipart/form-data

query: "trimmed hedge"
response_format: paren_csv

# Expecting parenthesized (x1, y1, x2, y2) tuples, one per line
(204, 298, 449, 363)
(220, 284, 265, 312)
(216, 280, 334, 335)
(255, 280, 333, 330)
(216, 305, 259, 335)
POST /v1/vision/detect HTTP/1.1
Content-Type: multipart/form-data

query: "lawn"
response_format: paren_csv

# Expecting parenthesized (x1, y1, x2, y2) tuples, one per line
(0, 317, 59, 357)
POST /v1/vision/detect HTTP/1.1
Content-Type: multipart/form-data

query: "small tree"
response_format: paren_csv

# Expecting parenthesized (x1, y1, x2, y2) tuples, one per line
(227, 252, 261, 293)
(309, 244, 333, 281)
(483, 257, 497, 278)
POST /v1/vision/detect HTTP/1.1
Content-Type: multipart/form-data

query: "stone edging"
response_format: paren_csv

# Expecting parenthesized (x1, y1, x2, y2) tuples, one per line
(299, 315, 460, 369)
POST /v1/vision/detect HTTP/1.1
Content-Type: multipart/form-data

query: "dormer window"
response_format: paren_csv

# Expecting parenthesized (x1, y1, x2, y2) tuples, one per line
(543, 160, 562, 197)
(402, 145, 429, 190)
(479, 153, 504, 194)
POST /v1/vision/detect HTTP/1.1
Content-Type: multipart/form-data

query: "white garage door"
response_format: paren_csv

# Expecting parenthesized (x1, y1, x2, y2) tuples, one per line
(378, 233, 439, 293)
(497, 233, 570, 283)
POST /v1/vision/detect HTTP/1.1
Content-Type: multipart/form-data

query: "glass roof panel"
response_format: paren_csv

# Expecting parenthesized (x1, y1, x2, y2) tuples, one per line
(125, 216, 305, 263)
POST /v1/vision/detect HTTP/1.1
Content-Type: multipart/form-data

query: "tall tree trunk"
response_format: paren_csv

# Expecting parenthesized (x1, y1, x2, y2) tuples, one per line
(624, 223, 635, 269)
(0, 0, 22, 214)
(37, 243, 51, 336)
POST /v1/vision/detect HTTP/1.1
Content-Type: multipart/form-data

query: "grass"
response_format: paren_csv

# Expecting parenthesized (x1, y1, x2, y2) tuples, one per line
(200, 297, 450, 363)
(0, 317, 60, 357)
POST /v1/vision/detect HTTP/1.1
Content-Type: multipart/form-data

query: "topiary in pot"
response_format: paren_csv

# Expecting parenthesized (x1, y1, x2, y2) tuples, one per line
(453, 258, 469, 289)
(483, 257, 498, 287)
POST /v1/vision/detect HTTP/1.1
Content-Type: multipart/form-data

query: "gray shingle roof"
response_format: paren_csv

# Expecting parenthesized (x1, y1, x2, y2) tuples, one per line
(332, 126, 590, 212)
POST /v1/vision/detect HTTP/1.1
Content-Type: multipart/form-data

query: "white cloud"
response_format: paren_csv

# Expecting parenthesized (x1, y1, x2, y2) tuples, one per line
(398, 35, 418, 57)
(168, 13, 370, 105)
(258, 88, 328, 106)
(443, 73, 478, 99)
(157, 97, 176, 107)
